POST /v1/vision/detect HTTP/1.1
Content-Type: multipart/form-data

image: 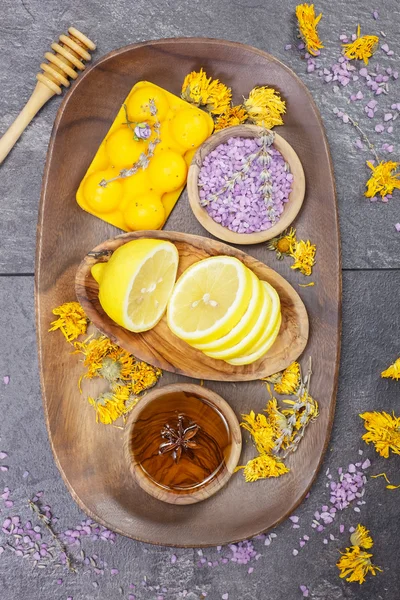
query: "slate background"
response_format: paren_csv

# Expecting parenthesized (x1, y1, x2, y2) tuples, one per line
(0, 0, 399, 598)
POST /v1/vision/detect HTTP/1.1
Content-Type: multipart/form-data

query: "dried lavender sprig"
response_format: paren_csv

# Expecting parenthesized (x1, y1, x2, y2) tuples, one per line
(28, 499, 76, 573)
(99, 100, 160, 187)
(257, 129, 275, 215)
(200, 131, 275, 208)
(335, 109, 380, 162)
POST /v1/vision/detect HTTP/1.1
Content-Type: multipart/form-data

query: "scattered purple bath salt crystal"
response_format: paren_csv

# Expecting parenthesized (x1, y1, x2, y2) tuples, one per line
(373, 10, 379, 19)
(381, 43, 390, 53)
(285, 44, 292, 50)
(375, 124, 385, 133)
(395, 223, 400, 232)
(339, 34, 348, 41)
(384, 113, 393, 121)
(0, 452, 7, 460)
(198, 136, 293, 234)
(3, 376, 9, 385)
(340, 524, 345, 534)
(289, 516, 299, 523)
(300, 585, 309, 598)
(354, 139, 364, 150)
(111, 568, 119, 575)
(171, 554, 177, 564)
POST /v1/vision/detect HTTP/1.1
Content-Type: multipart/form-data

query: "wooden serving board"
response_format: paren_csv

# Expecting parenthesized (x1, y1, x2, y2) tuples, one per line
(35, 38, 341, 547)
(75, 230, 309, 381)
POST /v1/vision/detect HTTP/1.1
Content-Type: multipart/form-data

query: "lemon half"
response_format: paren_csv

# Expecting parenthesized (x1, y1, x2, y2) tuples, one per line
(91, 239, 179, 332)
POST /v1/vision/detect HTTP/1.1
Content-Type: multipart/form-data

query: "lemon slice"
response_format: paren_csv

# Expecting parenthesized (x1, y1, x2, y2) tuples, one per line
(226, 283, 282, 366)
(194, 271, 264, 352)
(226, 313, 282, 365)
(204, 282, 272, 360)
(91, 238, 179, 332)
(167, 256, 253, 344)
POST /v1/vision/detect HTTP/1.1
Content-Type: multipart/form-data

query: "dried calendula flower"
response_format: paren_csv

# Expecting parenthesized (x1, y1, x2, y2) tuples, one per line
(365, 161, 400, 198)
(342, 25, 379, 65)
(243, 86, 286, 129)
(381, 357, 400, 380)
(74, 334, 162, 425)
(296, 3, 324, 56)
(240, 410, 277, 455)
(263, 362, 301, 396)
(350, 524, 374, 550)
(235, 453, 289, 482)
(359, 411, 400, 458)
(337, 545, 381, 584)
(289, 239, 316, 276)
(181, 68, 232, 115)
(267, 227, 297, 259)
(49, 302, 88, 343)
(88, 385, 138, 425)
(214, 105, 249, 131)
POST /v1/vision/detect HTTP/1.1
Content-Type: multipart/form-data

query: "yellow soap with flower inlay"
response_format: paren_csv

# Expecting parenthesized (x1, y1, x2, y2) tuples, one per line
(76, 81, 214, 231)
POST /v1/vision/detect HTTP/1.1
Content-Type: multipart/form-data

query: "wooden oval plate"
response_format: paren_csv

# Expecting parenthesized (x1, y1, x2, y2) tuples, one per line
(75, 230, 309, 381)
(36, 38, 341, 547)
(187, 125, 306, 244)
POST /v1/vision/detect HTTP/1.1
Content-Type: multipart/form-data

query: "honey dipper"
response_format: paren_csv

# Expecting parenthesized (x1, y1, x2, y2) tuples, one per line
(0, 27, 96, 164)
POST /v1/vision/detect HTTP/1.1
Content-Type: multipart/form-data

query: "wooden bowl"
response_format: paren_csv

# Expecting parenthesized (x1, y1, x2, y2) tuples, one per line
(187, 124, 306, 245)
(124, 383, 242, 505)
(75, 230, 309, 381)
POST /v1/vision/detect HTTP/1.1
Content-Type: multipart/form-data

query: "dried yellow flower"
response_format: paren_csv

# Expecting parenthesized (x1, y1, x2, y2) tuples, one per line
(214, 105, 249, 131)
(337, 545, 381, 584)
(267, 227, 297, 259)
(49, 302, 88, 343)
(235, 453, 289, 482)
(359, 411, 400, 458)
(381, 357, 400, 380)
(243, 86, 286, 129)
(74, 335, 161, 425)
(365, 160, 400, 198)
(289, 239, 316, 276)
(342, 25, 379, 65)
(350, 524, 374, 550)
(296, 3, 324, 56)
(263, 362, 301, 396)
(181, 68, 232, 115)
(240, 410, 276, 455)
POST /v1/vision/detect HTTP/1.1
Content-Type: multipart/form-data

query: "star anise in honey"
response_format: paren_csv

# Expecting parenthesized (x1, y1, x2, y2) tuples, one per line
(159, 415, 199, 462)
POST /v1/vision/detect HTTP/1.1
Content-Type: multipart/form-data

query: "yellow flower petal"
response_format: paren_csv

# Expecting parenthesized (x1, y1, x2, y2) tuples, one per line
(381, 357, 400, 380)
(359, 411, 400, 458)
(243, 86, 286, 129)
(296, 3, 324, 56)
(365, 161, 400, 198)
(337, 545, 381, 584)
(49, 302, 88, 343)
(342, 26, 379, 65)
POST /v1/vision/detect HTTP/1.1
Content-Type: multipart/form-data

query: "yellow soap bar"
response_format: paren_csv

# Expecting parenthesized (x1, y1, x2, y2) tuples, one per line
(76, 81, 214, 231)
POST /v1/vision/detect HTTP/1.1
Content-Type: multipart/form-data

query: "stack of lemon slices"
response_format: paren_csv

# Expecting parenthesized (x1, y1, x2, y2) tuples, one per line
(91, 240, 281, 366)
(167, 256, 281, 365)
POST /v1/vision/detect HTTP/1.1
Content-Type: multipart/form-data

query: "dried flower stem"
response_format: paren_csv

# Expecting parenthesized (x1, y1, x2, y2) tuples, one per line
(200, 129, 276, 208)
(100, 99, 161, 187)
(28, 499, 76, 573)
(339, 111, 380, 162)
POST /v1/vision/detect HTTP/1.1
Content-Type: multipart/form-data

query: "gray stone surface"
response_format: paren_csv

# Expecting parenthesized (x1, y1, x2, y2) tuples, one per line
(1, 272, 400, 599)
(1, 0, 400, 598)
(0, 0, 400, 272)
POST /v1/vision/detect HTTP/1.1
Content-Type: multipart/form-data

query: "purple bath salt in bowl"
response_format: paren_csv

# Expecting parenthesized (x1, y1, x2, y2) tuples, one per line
(198, 135, 293, 234)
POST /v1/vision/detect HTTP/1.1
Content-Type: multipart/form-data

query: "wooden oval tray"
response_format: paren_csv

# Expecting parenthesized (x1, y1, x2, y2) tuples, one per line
(75, 230, 309, 381)
(35, 38, 341, 547)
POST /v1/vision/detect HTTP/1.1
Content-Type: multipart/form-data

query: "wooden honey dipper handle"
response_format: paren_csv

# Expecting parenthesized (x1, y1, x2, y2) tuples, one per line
(0, 27, 96, 164)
